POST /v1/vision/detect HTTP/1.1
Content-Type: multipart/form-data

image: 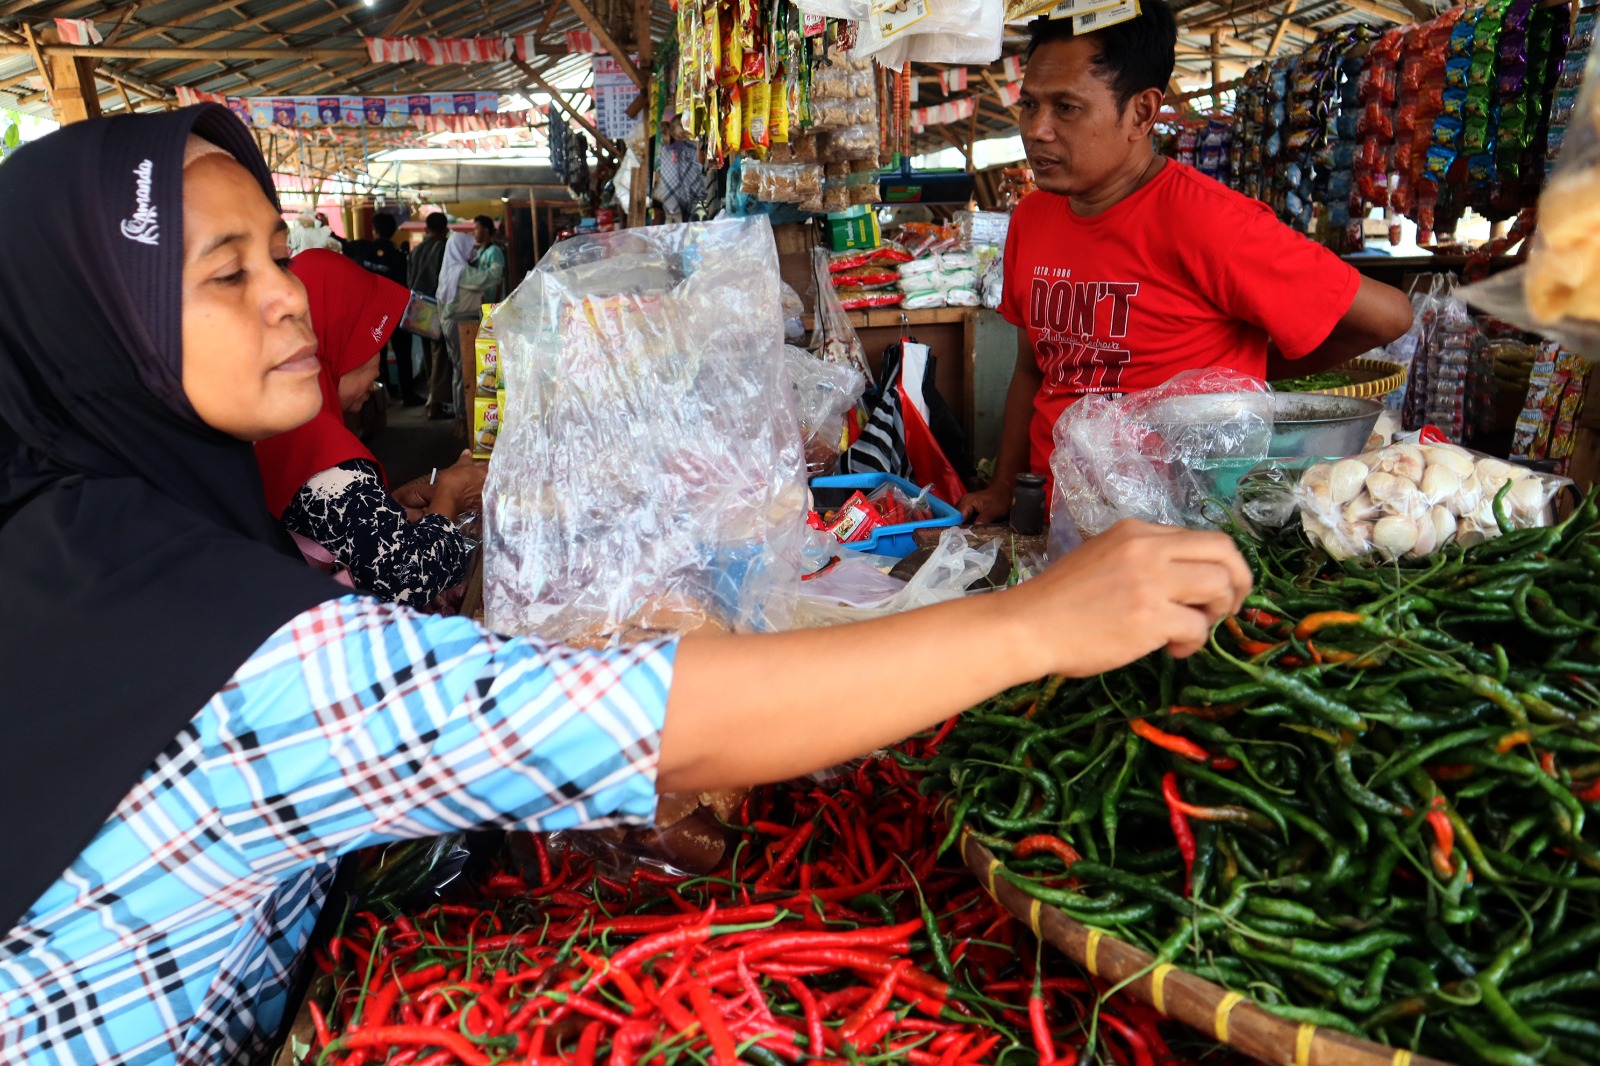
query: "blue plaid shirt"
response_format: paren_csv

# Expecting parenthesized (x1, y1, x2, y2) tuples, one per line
(0, 595, 673, 1065)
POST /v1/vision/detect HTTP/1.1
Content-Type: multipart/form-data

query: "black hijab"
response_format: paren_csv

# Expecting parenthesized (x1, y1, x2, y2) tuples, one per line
(0, 105, 342, 933)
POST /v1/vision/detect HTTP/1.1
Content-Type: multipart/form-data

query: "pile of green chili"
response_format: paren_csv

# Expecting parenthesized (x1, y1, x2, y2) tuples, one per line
(912, 487, 1600, 1066)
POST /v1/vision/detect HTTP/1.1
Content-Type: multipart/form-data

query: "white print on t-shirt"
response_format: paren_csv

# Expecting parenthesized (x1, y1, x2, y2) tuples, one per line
(1027, 268, 1140, 395)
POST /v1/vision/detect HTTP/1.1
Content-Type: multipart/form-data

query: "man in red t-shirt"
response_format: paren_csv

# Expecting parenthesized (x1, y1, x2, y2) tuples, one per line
(958, 3, 1414, 522)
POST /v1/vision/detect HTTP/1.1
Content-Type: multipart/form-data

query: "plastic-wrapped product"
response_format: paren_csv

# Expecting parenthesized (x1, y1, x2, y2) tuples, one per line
(898, 255, 940, 278)
(837, 287, 903, 310)
(1295, 440, 1568, 559)
(901, 291, 947, 311)
(935, 268, 978, 291)
(811, 247, 872, 380)
(786, 345, 865, 476)
(1461, 42, 1600, 357)
(1049, 369, 1275, 547)
(944, 287, 981, 307)
(483, 217, 809, 642)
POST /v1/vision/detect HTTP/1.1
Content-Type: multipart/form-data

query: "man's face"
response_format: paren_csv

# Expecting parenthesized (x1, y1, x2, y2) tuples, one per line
(1019, 37, 1148, 198)
(474, 220, 492, 245)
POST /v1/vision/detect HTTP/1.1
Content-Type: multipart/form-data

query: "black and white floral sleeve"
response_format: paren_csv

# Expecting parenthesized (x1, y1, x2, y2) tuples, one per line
(281, 458, 472, 606)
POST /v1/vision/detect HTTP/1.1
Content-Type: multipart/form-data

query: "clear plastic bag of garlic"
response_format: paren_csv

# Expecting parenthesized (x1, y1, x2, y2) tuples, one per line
(1295, 441, 1567, 561)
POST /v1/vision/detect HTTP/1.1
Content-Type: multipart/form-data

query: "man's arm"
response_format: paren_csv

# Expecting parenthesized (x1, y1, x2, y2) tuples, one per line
(957, 333, 1043, 523)
(1267, 275, 1413, 379)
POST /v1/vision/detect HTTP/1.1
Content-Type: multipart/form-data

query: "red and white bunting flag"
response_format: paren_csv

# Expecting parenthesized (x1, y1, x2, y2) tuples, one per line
(565, 29, 596, 53)
(175, 85, 228, 107)
(509, 34, 538, 62)
(365, 36, 418, 63)
(1003, 55, 1024, 81)
(53, 18, 102, 45)
(995, 80, 1022, 106)
(414, 37, 448, 64)
(940, 68, 968, 95)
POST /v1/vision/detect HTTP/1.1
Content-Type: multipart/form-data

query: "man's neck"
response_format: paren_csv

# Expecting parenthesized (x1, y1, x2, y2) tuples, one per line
(1068, 150, 1165, 218)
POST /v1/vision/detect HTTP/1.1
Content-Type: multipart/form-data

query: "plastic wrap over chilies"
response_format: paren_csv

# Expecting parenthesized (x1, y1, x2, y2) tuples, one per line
(1461, 46, 1600, 359)
(482, 218, 810, 642)
(1049, 369, 1274, 553)
(786, 345, 865, 476)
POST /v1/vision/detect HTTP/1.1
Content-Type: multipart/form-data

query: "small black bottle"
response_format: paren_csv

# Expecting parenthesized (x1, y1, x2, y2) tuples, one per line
(1009, 473, 1047, 535)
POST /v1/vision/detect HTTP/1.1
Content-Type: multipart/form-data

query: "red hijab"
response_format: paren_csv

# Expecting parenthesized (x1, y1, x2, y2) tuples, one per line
(255, 248, 411, 516)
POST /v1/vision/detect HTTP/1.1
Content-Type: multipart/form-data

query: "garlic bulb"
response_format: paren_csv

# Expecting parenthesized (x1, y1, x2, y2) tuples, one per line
(1452, 473, 1483, 518)
(1377, 444, 1426, 483)
(1327, 458, 1369, 505)
(1373, 514, 1420, 559)
(1419, 464, 1461, 504)
(1343, 492, 1379, 524)
(1421, 445, 1476, 478)
(1410, 512, 1440, 557)
(1506, 477, 1547, 525)
(1430, 505, 1457, 548)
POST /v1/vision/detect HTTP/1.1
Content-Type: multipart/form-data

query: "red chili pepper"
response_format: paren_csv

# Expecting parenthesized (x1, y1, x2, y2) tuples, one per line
(1098, 1011, 1156, 1066)
(1293, 610, 1370, 640)
(1012, 834, 1082, 869)
(1426, 797, 1457, 879)
(1427, 763, 1477, 781)
(1241, 607, 1282, 628)
(841, 962, 906, 1039)
(783, 978, 825, 1056)
(1541, 751, 1559, 778)
(687, 982, 739, 1066)
(1028, 982, 1056, 1065)
(928, 714, 961, 752)
(307, 1001, 333, 1049)
(572, 1022, 602, 1066)
(1574, 778, 1600, 803)
(1160, 772, 1198, 896)
(323, 1025, 492, 1066)
(851, 1010, 899, 1051)
(1129, 718, 1228, 769)
(1223, 616, 1281, 656)
(758, 822, 815, 889)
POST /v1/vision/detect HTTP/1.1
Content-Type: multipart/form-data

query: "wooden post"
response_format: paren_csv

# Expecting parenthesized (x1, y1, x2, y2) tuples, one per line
(514, 56, 622, 160)
(964, 105, 980, 173)
(1267, 0, 1302, 58)
(1210, 30, 1224, 97)
(35, 26, 101, 124)
(563, 0, 643, 87)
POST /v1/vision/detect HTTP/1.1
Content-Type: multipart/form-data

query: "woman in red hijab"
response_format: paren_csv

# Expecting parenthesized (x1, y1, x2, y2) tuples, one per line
(255, 249, 484, 605)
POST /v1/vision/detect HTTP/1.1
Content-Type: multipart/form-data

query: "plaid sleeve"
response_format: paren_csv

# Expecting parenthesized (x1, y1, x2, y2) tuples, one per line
(204, 595, 674, 876)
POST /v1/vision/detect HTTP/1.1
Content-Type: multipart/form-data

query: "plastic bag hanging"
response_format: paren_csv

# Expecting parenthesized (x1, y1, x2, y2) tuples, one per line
(482, 218, 810, 643)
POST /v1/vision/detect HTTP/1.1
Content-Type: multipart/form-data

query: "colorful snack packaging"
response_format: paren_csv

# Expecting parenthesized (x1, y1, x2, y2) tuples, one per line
(475, 336, 500, 396)
(473, 396, 500, 460)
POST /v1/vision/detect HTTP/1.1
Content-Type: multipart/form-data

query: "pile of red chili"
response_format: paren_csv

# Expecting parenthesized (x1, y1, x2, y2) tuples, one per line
(302, 755, 1246, 1065)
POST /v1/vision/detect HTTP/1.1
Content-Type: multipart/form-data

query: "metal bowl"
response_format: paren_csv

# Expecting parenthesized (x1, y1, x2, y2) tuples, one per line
(1270, 392, 1384, 460)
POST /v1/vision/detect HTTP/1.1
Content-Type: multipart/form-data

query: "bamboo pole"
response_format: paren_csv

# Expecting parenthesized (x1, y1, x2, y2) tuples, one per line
(514, 56, 621, 159)
(0, 43, 373, 60)
(1267, 0, 1302, 57)
(563, 0, 643, 87)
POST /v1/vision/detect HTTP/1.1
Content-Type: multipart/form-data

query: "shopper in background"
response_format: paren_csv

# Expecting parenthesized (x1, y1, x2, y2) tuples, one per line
(472, 212, 507, 302)
(344, 212, 424, 407)
(409, 212, 453, 421)
(437, 229, 501, 435)
(254, 249, 481, 606)
(0, 106, 1250, 1065)
(957, 2, 1415, 523)
(286, 209, 341, 257)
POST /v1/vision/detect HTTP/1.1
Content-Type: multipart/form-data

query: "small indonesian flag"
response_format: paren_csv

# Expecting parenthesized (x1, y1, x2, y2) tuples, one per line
(365, 36, 418, 63)
(53, 18, 102, 45)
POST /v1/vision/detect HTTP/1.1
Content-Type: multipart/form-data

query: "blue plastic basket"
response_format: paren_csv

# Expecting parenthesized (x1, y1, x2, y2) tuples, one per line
(810, 473, 963, 558)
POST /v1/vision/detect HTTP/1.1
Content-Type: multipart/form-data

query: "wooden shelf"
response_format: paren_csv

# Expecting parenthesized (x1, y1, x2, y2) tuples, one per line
(801, 306, 978, 331)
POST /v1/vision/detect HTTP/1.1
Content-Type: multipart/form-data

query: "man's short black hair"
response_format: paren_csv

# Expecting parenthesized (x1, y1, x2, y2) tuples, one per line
(425, 211, 448, 234)
(473, 214, 495, 230)
(1026, 1, 1176, 110)
(372, 212, 398, 239)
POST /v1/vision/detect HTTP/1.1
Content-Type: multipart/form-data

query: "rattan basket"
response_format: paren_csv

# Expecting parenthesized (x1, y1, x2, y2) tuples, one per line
(1305, 358, 1407, 401)
(959, 828, 1455, 1066)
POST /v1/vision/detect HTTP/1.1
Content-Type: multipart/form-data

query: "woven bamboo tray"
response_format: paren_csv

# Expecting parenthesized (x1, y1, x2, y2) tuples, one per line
(959, 828, 1454, 1066)
(1306, 358, 1407, 401)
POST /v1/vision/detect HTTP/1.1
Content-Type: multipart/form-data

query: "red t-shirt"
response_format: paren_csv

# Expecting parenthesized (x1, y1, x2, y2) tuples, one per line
(999, 161, 1361, 484)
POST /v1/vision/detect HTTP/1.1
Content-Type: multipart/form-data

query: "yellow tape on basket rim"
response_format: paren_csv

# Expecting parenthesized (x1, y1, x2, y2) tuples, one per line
(985, 857, 1001, 896)
(1391, 1052, 1413, 1066)
(1084, 929, 1103, 976)
(1213, 991, 1245, 1043)
(1149, 963, 1175, 1015)
(1295, 1023, 1317, 1066)
(1028, 899, 1042, 937)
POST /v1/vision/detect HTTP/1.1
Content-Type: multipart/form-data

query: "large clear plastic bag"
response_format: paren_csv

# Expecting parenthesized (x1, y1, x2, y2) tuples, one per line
(787, 345, 865, 477)
(1049, 369, 1274, 552)
(854, 0, 1003, 67)
(483, 218, 810, 642)
(1461, 46, 1600, 359)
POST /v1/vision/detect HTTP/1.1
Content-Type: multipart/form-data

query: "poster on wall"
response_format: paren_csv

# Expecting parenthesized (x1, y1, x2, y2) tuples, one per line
(592, 54, 640, 141)
(227, 93, 499, 129)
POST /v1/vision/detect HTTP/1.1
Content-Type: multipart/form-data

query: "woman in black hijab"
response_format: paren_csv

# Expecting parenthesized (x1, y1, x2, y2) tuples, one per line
(0, 106, 1247, 1063)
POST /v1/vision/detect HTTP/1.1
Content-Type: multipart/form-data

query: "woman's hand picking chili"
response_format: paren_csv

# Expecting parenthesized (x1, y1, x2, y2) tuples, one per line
(1007, 519, 1252, 677)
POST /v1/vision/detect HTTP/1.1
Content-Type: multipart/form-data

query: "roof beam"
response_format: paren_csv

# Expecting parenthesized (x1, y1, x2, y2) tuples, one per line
(514, 55, 618, 158)
(1267, 0, 1301, 55)
(0, 42, 371, 60)
(562, 0, 641, 86)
